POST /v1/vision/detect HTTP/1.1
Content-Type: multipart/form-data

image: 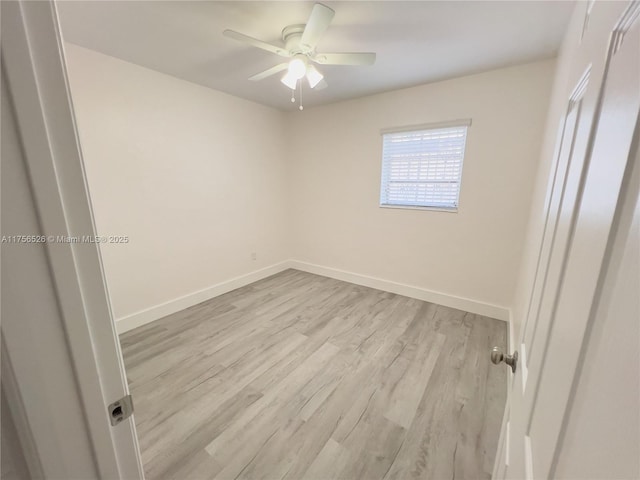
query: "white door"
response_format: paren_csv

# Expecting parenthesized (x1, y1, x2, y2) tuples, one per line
(494, 1, 640, 478)
(2, 1, 144, 477)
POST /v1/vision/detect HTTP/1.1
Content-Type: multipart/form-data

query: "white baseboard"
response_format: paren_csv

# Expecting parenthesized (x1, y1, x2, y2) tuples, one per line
(288, 260, 509, 321)
(117, 259, 509, 334)
(115, 261, 291, 334)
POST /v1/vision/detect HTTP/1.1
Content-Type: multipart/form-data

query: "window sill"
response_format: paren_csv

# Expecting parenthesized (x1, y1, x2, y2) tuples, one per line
(379, 204, 458, 213)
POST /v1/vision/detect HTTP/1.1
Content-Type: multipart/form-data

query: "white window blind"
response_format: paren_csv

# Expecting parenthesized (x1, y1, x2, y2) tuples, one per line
(380, 122, 469, 210)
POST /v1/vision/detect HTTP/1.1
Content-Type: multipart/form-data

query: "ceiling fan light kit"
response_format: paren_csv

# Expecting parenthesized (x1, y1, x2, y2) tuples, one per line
(223, 3, 376, 111)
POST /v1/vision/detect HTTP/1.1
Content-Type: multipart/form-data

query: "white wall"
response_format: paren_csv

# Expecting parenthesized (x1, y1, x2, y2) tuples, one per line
(286, 60, 555, 314)
(64, 44, 289, 322)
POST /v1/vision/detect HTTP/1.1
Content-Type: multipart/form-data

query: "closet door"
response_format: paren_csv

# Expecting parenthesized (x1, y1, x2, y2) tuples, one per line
(494, 1, 640, 478)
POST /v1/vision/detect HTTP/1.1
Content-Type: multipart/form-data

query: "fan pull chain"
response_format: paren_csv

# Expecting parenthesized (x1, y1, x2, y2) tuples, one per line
(299, 81, 304, 111)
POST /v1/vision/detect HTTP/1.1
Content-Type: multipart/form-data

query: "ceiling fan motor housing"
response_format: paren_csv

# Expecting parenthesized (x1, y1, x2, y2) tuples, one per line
(282, 24, 311, 55)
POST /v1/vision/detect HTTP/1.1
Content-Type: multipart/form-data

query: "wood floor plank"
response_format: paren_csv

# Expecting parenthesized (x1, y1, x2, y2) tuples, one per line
(206, 342, 341, 479)
(256, 363, 384, 480)
(120, 269, 507, 479)
(139, 332, 309, 458)
(382, 309, 474, 480)
(384, 331, 446, 429)
(204, 341, 340, 457)
(301, 438, 352, 480)
(145, 385, 263, 479)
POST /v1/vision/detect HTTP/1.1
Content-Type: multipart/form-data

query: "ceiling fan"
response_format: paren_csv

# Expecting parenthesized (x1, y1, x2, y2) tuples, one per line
(223, 3, 376, 92)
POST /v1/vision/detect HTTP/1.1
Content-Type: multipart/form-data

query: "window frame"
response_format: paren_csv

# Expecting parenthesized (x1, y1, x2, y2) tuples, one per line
(379, 119, 471, 213)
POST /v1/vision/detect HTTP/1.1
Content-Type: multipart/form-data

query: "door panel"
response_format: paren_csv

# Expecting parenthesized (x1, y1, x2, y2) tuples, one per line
(523, 72, 588, 372)
(522, 86, 582, 354)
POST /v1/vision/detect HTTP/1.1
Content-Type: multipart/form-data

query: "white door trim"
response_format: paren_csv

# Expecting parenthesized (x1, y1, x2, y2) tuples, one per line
(2, 1, 143, 477)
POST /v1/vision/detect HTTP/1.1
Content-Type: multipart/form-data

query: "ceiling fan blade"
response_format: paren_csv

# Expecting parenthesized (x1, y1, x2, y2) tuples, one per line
(314, 78, 328, 90)
(300, 4, 335, 51)
(223, 29, 290, 57)
(248, 63, 289, 81)
(313, 52, 376, 66)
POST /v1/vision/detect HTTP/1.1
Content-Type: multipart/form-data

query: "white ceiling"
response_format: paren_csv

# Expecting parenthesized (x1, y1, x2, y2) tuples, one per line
(57, 1, 575, 111)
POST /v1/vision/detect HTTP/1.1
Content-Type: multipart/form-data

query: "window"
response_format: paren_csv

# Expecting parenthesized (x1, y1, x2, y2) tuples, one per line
(379, 120, 470, 211)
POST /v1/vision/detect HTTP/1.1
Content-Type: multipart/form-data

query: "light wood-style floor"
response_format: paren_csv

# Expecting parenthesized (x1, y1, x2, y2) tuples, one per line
(121, 269, 507, 480)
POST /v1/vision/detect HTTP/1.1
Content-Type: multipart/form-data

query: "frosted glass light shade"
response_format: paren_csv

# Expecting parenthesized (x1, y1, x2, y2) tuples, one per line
(288, 58, 306, 79)
(306, 65, 324, 88)
(281, 71, 297, 89)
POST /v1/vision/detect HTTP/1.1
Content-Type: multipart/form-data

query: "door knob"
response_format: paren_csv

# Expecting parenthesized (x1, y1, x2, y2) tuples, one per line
(491, 347, 518, 373)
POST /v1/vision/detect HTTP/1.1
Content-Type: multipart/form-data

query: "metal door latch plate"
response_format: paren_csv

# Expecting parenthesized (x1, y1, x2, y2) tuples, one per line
(108, 395, 134, 426)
